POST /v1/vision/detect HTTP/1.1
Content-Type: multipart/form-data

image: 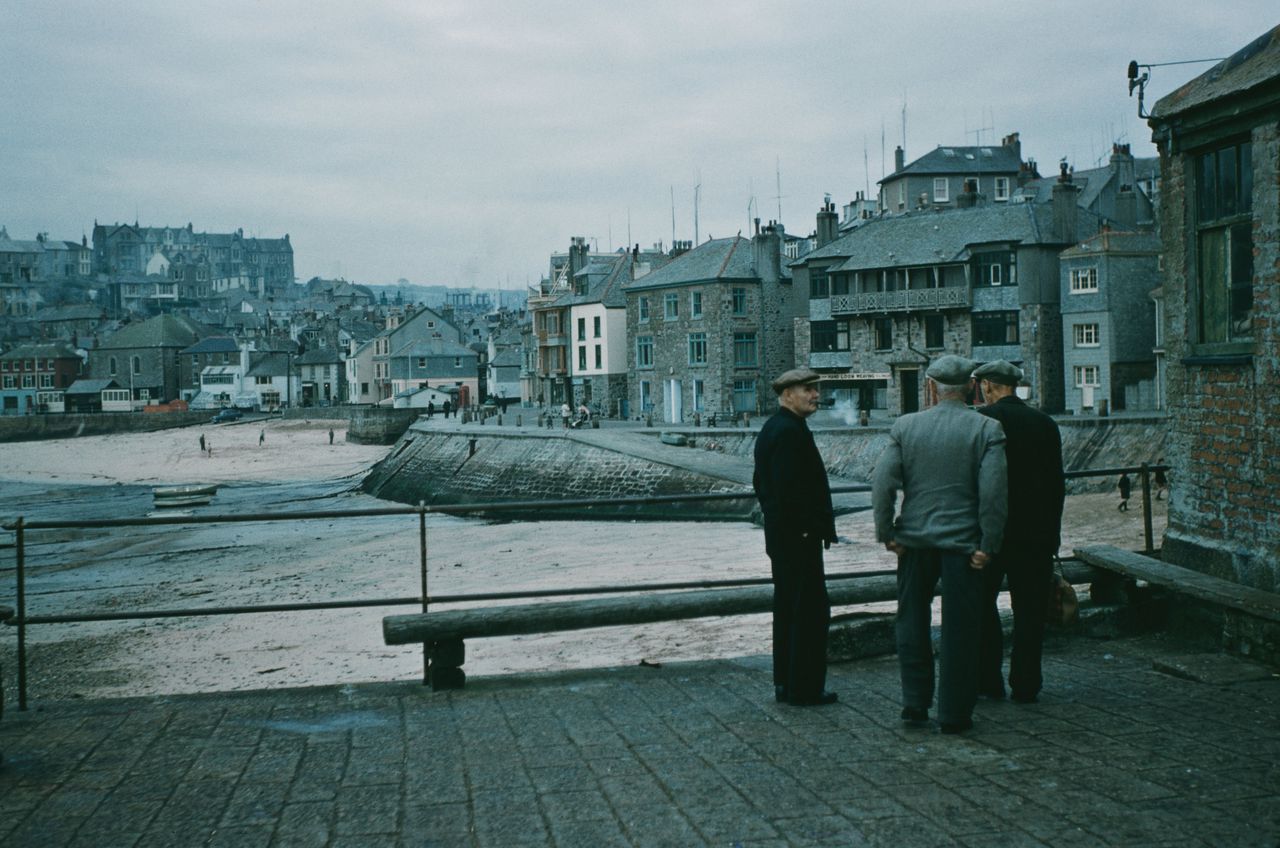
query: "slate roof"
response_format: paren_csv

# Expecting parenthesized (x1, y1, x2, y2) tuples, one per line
(551, 254, 636, 308)
(33, 304, 105, 322)
(66, 379, 123, 395)
(245, 352, 291, 377)
(296, 347, 343, 365)
(1152, 25, 1280, 119)
(1016, 159, 1159, 208)
(802, 203, 1096, 273)
(1061, 230, 1163, 258)
(489, 348, 522, 368)
(395, 339, 479, 359)
(181, 336, 240, 355)
(98, 314, 201, 349)
(0, 342, 81, 360)
(884, 144, 1022, 181)
(623, 237, 786, 291)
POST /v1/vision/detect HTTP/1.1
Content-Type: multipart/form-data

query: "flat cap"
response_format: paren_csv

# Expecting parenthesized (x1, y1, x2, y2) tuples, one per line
(973, 359, 1023, 386)
(925, 354, 978, 386)
(771, 367, 821, 394)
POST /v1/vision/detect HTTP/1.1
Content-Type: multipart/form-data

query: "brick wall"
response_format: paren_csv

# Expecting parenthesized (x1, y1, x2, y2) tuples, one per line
(1159, 118, 1279, 592)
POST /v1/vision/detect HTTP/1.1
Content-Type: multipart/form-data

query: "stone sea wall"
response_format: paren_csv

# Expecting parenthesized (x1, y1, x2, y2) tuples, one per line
(362, 413, 1169, 518)
(363, 429, 757, 521)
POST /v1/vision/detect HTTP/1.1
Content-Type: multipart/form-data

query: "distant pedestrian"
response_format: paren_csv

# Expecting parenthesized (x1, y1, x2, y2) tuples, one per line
(259, 428, 265, 446)
(1117, 473, 1131, 511)
(199, 433, 206, 453)
(560, 402, 571, 429)
(328, 427, 334, 445)
(206, 440, 212, 457)
(427, 400, 435, 419)
(443, 400, 452, 418)
(1153, 462, 1168, 501)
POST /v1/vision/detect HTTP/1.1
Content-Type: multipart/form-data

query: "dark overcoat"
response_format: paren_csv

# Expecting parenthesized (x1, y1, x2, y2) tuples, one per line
(978, 396, 1064, 554)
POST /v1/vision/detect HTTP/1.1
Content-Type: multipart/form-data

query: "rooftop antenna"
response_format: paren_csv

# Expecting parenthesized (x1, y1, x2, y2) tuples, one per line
(627, 207, 632, 252)
(694, 171, 701, 245)
(773, 157, 785, 224)
(863, 136, 871, 198)
(901, 95, 907, 153)
(670, 185, 676, 248)
(1128, 56, 1224, 119)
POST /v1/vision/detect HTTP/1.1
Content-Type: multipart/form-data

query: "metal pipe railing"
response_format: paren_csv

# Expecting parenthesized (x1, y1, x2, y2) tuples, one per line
(3, 469, 1163, 710)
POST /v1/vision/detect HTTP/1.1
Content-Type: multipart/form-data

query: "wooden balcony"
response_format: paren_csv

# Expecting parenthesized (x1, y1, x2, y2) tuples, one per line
(830, 286, 969, 315)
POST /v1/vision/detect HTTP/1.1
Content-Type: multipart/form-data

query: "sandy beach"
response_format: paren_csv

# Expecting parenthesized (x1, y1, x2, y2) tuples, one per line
(0, 419, 1166, 702)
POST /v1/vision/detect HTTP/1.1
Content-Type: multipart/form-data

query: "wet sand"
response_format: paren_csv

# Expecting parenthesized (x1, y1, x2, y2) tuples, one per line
(0, 420, 1167, 701)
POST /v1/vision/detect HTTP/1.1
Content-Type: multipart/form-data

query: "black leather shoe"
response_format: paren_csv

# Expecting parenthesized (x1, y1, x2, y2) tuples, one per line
(900, 707, 929, 727)
(940, 718, 974, 734)
(774, 685, 788, 703)
(790, 691, 838, 706)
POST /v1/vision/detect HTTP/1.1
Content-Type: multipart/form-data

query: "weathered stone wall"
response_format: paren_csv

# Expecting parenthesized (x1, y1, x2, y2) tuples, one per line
(364, 414, 1169, 519)
(363, 429, 756, 520)
(0, 410, 211, 442)
(343, 407, 419, 445)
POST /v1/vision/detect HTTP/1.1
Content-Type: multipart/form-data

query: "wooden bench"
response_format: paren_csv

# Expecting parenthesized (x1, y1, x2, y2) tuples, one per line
(384, 562, 1098, 690)
(1075, 545, 1280, 663)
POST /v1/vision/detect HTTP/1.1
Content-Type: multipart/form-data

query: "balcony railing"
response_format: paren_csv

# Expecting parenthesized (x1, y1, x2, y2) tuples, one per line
(831, 286, 969, 315)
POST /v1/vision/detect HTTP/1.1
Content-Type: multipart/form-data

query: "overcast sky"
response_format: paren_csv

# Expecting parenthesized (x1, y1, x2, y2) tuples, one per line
(2, 2, 1272, 291)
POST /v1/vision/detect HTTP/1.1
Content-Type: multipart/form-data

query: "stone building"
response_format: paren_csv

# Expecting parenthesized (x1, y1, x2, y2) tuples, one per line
(793, 181, 1092, 415)
(878, 132, 1036, 216)
(1059, 229, 1162, 413)
(623, 224, 799, 422)
(85, 313, 204, 405)
(92, 222, 295, 304)
(1147, 25, 1280, 594)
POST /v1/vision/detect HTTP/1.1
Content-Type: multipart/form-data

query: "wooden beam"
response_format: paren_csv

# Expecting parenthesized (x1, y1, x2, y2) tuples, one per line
(385, 578, 895, 646)
(1075, 545, 1280, 623)
(383, 562, 1097, 647)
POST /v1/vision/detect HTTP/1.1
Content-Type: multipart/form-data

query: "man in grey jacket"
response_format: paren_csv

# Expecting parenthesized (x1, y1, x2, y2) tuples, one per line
(872, 355, 1008, 734)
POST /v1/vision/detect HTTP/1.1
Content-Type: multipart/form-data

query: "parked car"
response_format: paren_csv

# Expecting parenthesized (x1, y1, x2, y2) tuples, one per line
(210, 408, 244, 423)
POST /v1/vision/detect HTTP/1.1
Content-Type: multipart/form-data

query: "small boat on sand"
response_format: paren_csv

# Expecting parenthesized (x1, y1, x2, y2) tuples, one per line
(154, 484, 217, 507)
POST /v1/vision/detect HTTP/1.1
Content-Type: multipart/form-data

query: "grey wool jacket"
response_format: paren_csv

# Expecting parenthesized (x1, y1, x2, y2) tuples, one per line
(872, 399, 1009, 555)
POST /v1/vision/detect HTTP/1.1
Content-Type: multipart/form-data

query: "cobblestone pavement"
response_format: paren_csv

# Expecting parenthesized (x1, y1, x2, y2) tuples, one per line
(2, 635, 1278, 847)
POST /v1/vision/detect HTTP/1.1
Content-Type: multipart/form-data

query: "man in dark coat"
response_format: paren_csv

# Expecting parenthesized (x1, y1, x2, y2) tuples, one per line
(973, 360, 1065, 704)
(753, 367, 838, 706)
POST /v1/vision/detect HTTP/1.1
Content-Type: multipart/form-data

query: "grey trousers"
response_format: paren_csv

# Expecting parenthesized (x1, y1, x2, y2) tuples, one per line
(896, 548, 984, 724)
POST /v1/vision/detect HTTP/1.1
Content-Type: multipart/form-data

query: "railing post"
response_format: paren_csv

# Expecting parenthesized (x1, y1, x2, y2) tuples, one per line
(419, 501, 429, 685)
(1139, 462, 1154, 555)
(16, 517, 27, 711)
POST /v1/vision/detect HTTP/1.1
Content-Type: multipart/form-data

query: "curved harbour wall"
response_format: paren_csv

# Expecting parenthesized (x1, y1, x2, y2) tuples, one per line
(362, 414, 1168, 518)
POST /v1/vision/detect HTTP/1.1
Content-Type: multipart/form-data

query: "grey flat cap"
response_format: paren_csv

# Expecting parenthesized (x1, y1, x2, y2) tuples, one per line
(925, 354, 978, 386)
(973, 359, 1024, 386)
(771, 367, 821, 394)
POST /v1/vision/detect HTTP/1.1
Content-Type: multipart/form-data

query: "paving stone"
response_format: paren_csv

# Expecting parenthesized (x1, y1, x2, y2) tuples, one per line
(1, 636, 1277, 846)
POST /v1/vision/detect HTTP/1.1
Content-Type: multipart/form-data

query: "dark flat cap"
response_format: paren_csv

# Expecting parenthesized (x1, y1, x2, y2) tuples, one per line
(973, 359, 1024, 386)
(771, 367, 821, 394)
(925, 354, 978, 386)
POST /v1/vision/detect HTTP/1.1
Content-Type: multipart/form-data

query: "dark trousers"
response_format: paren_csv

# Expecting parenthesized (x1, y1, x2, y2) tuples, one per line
(895, 548, 983, 724)
(979, 544, 1053, 699)
(769, 537, 830, 700)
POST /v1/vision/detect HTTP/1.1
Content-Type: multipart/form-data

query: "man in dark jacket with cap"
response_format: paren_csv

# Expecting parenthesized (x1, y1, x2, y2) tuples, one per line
(973, 360, 1064, 703)
(873, 354, 1007, 733)
(754, 367, 839, 706)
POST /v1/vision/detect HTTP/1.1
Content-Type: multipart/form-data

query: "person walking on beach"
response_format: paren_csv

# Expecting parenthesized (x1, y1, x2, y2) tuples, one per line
(199, 433, 206, 453)
(1117, 473, 1131, 511)
(753, 367, 838, 707)
(973, 360, 1064, 704)
(259, 428, 265, 446)
(328, 427, 334, 445)
(873, 355, 1007, 734)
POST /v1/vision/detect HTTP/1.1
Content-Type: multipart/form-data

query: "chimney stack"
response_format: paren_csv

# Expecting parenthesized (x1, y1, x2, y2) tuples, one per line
(1052, 162, 1080, 244)
(894, 146, 905, 173)
(815, 198, 838, 247)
